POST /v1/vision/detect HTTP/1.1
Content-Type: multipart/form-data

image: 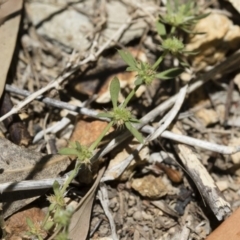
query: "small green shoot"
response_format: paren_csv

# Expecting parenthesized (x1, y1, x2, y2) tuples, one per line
(26, 217, 46, 240)
(36, 5, 210, 238)
(158, 0, 210, 34)
(98, 77, 144, 143)
(58, 141, 92, 165)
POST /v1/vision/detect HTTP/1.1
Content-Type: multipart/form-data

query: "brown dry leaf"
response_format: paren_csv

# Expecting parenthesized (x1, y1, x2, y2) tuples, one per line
(206, 207, 240, 240)
(69, 166, 106, 240)
(131, 174, 167, 199)
(195, 108, 219, 126)
(186, 11, 240, 70)
(5, 207, 46, 239)
(0, 0, 23, 99)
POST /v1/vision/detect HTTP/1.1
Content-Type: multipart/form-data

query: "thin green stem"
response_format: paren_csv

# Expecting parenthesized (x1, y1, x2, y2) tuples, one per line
(152, 51, 168, 70)
(122, 85, 139, 108)
(42, 122, 114, 230)
(42, 208, 53, 228)
(61, 162, 81, 194)
(89, 121, 114, 151)
(42, 163, 81, 229)
(47, 225, 62, 240)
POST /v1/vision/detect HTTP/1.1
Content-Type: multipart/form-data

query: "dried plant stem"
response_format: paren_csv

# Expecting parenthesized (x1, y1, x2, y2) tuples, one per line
(5, 84, 98, 118)
(5, 85, 240, 155)
(0, 178, 65, 192)
(98, 184, 118, 240)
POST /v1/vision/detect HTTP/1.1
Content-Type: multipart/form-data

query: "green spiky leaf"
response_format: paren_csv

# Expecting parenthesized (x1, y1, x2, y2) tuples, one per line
(53, 180, 61, 197)
(179, 59, 190, 67)
(58, 148, 79, 156)
(156, 21, 166, 37)
(75, 141, 81, 151)
(193, 12, 210, 21)
(49, 203, 55, 212)
(26, 218, 34, 228)
(152, 55, 165, 70)
(97, 112, 113, 118)
(44, 221, 54, 231)
(129, 117, 141, 123)
(155, 68, 184, 79)
(126, 66, 139, 72)
(134, 78, 143, 86)
(110, 77, 120, 109)
(125, 122, 144, 143)
(118, 50, 137, 68)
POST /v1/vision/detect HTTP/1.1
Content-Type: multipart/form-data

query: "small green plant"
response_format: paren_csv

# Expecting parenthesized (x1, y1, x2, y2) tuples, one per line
(26, 217, 46, 240)
(39, 181, 74, 239)
(98, 76, 144, 143)
(26, 2, 210, 239)
(59, 141, 92, 165)
(157, 0, 210, 34)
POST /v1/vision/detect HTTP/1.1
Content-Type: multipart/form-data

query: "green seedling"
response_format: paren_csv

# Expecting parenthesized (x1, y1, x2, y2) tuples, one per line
(98, 76, 144, 143)
(26, 217, 46, 240)
(119, 49, 184, 84)
(158, 0, 210, 34)
(33, 4, 210, 239)
(58, 141, 92, 165)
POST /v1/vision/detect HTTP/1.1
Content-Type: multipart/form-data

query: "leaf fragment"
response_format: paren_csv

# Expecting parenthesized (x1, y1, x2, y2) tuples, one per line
(110, 77, 120, 109)
(155, 68, 184, 79)
(125, 122, 144, 143)
(118, 50, 137, 68)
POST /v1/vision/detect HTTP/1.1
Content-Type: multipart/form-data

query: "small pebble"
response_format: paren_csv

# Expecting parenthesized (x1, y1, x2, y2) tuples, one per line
(133, 211, 143, 221)
(109, 197, 118, 209)
(99, 225, 109, 236)
(142, 211, 153, 221)
(128, 195, 136, 207)
(127, 207, 137, 217)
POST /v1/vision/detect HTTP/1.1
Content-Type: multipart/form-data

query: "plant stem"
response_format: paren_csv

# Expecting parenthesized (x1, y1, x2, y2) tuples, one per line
(42, 122, 114, 230)
(89, 121, 114, 151)
(42, 162, 81, 228)
(61, 162, 81, 194)
(42, 208, 53, 228)
(152, 51, 167, 70)
(122, 85, 139, 108)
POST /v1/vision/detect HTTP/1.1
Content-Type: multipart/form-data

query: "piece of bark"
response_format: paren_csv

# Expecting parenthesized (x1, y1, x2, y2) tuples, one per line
(172, 125, 231, 221)
(0, 92, 32, 146)
(206, 207, 240, 240)
(0, 0, 23, 99)
(0, 137, 70, 218)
